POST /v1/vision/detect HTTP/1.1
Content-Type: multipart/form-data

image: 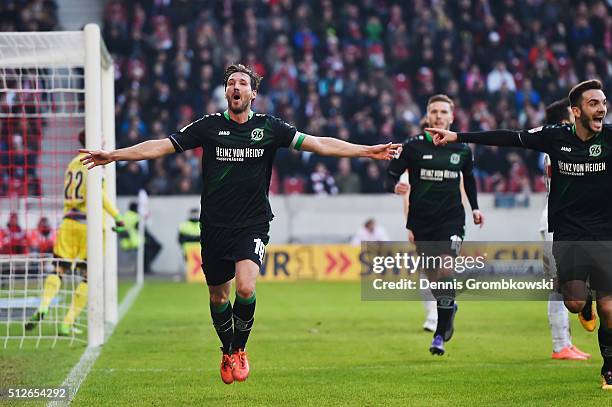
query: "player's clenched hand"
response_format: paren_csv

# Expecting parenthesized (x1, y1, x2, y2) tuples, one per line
(425, 128, 458, 146)
(473, 209, 485, 228)
(79, 149, 113, 169)
(367, 143, 402, 160)
(394, 182, 410, 195)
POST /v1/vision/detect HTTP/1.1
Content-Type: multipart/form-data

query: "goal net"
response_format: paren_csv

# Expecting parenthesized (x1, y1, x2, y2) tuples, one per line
(0, 24, 123, 348)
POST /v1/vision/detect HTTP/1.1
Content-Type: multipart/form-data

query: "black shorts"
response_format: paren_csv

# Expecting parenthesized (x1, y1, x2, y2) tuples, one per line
(412, 224, 465, 258)
(201, 222, 270, 286)
(552, 232, 612, 292)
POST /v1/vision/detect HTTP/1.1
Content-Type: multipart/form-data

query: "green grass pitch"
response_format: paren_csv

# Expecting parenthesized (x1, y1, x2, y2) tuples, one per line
(1, 281, 610, 406)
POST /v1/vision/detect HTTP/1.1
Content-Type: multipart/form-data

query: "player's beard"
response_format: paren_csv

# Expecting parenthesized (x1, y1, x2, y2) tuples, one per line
(578, 110, 596, 133)
(228, 97, 251, 114)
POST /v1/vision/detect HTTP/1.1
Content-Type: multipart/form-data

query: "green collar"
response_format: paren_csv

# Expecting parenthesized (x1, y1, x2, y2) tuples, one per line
(223, 110, 254, 122)
(571, 124, 601, 141)
(424, 131, 433, 143)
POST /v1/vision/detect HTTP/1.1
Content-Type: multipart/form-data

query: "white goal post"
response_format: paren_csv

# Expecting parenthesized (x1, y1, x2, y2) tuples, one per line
(0, 24, 117, 347)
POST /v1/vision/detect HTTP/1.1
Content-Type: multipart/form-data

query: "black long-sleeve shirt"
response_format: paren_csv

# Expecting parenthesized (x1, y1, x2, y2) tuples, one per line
(458, 124, 612, 235)
(386, 133, 479, 231)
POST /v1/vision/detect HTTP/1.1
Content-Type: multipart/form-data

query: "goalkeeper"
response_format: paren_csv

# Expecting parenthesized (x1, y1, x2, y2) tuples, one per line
(25, 130, 125, 336)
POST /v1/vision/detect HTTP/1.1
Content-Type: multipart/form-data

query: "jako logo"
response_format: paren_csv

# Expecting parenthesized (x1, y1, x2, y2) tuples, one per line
(560, 146, 571, 152)
(218, 130, 230, 136)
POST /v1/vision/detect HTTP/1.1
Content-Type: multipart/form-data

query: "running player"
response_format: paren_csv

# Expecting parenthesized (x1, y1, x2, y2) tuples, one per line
(427, 79, 612, 389)
(541, 99, 590, 360)
(79, 64, 401, 384)
(26, 130, 124, 336)
(386, 94, 484, 355)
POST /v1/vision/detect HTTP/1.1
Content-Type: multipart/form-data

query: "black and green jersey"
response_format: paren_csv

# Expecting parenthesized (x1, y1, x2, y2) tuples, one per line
(169, 111, 302, 228)
(387, 132, 479, 230)
(458, 124, 612, 234)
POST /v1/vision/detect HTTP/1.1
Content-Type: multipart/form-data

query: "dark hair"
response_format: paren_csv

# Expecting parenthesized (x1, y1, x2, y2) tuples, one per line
(545, 98, 570, 125)
(129, 202, 138, 212)
(224, 64, 262, 91)
(427, 94, 454, 111)
(568, 79, 603, 107)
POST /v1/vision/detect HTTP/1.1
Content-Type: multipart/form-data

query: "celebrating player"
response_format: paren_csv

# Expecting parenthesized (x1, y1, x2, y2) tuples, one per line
(386, 94, 484, 355)
(78, 64, 401, 384)
(427, 79, 612, 389)
(540, 99, 591, 360)
(26, 130, 125, 336)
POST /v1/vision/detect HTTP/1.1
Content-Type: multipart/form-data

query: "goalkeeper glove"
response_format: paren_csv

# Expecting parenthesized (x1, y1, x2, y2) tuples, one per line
(112, 214, 126, 235)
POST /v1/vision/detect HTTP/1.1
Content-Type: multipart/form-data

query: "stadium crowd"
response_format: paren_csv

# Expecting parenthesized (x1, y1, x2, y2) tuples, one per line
(1, 1, 612, 196)
(103, 0, 612, 195)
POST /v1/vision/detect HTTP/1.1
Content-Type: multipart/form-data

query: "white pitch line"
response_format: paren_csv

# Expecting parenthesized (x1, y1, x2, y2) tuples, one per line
(117, 282, 142, 321)
(48, 282, 143, 407)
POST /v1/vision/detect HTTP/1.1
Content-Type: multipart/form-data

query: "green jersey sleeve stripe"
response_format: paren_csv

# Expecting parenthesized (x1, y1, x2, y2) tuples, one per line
(291, 132, 306, 150)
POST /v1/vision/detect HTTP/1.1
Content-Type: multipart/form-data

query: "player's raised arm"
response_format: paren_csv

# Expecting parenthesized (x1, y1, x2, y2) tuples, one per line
(298, 134, 401, 160)
(79, 138, 176, 169)
(426, 127, 549, 151)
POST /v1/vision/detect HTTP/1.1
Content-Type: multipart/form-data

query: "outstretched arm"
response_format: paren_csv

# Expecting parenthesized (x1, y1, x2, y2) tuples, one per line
(299, 134, 401, 160)
(80, 139, 175, 169)
(425, 127, 548, 151)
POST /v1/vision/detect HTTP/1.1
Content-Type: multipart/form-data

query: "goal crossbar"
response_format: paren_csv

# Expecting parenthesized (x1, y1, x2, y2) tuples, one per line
(0, 30, 112, 69)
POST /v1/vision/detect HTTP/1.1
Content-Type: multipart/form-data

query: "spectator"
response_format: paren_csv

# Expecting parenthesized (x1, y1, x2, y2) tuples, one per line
(309, 163, 338, 195)
(27, 217, 56, 255)
(486, 61, 517, 93)
(0, 213, 27, 254)
(117, 162, 148, 195)
(361, 162, 385, 194)
(350, 218, 390, 246)
(335, 158, 361, 193)
(515, 79, 541, 112)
